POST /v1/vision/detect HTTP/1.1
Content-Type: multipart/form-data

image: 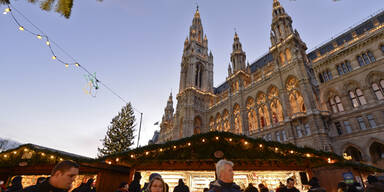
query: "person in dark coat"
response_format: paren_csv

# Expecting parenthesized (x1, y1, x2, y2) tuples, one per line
(281, 178, 299, 192)
(130, 172, 142, 192)
(257, 184, 268, 192)
(307, 177, 326, 192)
(72, 178, 95, 192)
(6, 176, 23, 192)
(23, 177, 46, 192)
(244, 184, 258, 192)
(173, 179, 189, 192)
(276, 182, 285, 192)
(365, 175, 384, 192)
(208, 160, 241, 192)
(22, 160, 80, 192)
(337, 182, 347, 192)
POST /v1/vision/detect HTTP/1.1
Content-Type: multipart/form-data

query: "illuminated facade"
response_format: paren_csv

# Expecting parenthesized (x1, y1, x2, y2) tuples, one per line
(158, 0, 384, 168)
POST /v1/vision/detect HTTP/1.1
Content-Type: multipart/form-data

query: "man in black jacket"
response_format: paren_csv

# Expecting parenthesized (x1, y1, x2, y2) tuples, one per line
(23, 177, 46, 192)
(281, 178, 299, 192)
(208, 160, 241, 192)
(173, 179, 189, 192)
(23, 160, 79, 192)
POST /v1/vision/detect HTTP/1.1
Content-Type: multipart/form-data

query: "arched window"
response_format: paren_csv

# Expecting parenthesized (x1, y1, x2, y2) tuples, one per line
(344, 146, 363, 161)
(349, 88, 367, 108)
(270, 99, 284, 123)
(285, 48, 292, 62)
(280, 52, 286, 64)
(195, 64, 203, 88)
(193, 116, 202, 134)
(258, 105, 270, 128)
(246, 98, 258, 133)
(369, 142, 384, 163)
(289, 90, 305, 114)
(222, 110, 230, 132)
(233, 104, 242, 134)
(209, 117, 215, 131)
(372, 80, 384, 100)
(215, 113, 222, 131)
(328, 96, 344, 113)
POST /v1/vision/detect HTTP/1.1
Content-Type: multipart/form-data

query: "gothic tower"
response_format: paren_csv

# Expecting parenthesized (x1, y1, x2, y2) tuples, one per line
(158, 93, 175, 142)
(230, 32, 246, 73)
(174, 7, 215, 139)
(269, 0, 332, 151)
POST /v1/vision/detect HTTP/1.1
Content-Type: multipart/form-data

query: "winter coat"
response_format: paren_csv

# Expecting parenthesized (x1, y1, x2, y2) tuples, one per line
(173, 183, 189, 192)
(281, 187, 300, 192)
(244, 185, 258, 192)
(208, 180, 241, 192)
(365, 182, 384, 192)
(22, 179, 66, 192)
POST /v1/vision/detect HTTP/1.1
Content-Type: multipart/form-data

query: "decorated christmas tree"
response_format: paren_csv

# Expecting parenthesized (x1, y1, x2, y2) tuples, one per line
(98, 102, 136, 157)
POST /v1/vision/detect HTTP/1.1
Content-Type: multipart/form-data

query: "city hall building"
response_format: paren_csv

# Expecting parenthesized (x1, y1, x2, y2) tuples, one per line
(156, 0, 384, 168)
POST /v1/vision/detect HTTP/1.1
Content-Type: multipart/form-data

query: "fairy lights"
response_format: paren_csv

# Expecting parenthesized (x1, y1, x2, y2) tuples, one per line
(2, 3, 131, 105)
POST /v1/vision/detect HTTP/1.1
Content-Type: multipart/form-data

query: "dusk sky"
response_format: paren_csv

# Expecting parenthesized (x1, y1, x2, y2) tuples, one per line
(1, 0, 383, 157)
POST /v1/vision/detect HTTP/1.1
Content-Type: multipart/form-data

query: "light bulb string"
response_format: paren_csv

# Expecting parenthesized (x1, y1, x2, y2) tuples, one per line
(3, 3, 143, 114)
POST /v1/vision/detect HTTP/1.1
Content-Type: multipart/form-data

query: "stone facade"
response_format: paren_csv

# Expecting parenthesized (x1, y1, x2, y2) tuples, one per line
(157, 0, 384, 168)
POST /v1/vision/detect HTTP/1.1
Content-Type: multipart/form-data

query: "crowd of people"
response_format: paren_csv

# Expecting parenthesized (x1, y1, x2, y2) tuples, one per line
(1, 160, 383, 192)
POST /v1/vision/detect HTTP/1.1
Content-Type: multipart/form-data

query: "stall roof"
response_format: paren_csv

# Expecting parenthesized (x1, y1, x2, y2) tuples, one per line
(100, 131, 383, 172)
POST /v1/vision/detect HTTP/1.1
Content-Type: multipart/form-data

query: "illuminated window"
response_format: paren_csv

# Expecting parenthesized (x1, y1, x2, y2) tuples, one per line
(372, 80, 384, 100)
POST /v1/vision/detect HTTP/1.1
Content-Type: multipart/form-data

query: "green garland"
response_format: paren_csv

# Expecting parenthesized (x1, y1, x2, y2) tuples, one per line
(100, 131, 383, 173)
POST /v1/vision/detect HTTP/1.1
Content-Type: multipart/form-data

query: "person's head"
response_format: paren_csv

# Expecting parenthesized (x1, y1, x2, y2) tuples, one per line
(286, 178, 295, 189)
(149, 177, 166, 192)
(216, 159, 234, 183)
(119, 182, 129, 190)
(178, 179, 184, 185)
(308, 177, 320, 188)
(258, 183, 264, 189)
(367, 175, 378, 184)
(86, 178, 94, 187)
(134, 172, 142, 180)
(203, 188, 209, 192)
(248, 183, 253, 187)
(10, 176, 22, 188)
(149, 173, 162, 181)
(49, 160, 79, 190)
(36, 177, 46, 184)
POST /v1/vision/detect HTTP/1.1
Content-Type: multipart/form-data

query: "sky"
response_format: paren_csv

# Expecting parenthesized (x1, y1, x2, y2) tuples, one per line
(1, 0, 383, 158)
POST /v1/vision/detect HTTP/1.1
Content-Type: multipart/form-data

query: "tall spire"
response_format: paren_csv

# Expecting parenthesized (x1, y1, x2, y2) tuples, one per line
(189, 5, 204, 44)
(231, 32, 246, 73)
(270, 0, 293, 45)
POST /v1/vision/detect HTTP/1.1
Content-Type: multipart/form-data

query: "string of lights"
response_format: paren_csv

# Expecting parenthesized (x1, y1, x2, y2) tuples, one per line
(2, 3, 143, 114)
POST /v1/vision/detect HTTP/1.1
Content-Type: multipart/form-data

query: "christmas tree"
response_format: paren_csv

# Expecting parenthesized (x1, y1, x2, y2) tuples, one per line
(98, 102, 136, 157)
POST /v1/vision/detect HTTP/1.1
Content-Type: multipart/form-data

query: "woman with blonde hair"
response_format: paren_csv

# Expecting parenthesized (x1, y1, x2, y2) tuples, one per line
(146, 176, 167, 192)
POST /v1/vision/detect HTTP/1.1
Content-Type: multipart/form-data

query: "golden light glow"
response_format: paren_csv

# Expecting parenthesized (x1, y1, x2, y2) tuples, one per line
(50, 155, 54, 159)
(306, 154, 311, 158)
(41, 153, 45, 156)
(3, 8, 11, 14)
(24, 148, 29, 152)
(159, 148, 163, 152)
(173, 146, 177, 149)
(215, 136, 219, 140)
(52, 56, 56, 60)
(3, 154, 8, 158)
(145, 151, 149, 155)
(75, 63, 80, 67)
(229, 138, 232, 142)
(107, 161, 112, 165)
(202, 139, 206, 142)
(275, 147, 278, 151)
(19, 26, 24, 31)
(46, 41, 50, 46)
(244, 141, 248, 145)
(290, 150, 294, 154)
(327, 158, 332, 163)
(130, 154, 134, 158)
(59, 158, 63, 161)
(116, 158, 119, 162)
(37, 35, 42, 40)
(259, 144, 263, 148)
(187, 142, 191, 146)
(13, 151, 17, 154)
(65, 64, 69, 68)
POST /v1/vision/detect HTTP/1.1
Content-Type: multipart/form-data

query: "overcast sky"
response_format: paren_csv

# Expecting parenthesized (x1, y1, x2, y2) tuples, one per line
(1, 0, 383, 157)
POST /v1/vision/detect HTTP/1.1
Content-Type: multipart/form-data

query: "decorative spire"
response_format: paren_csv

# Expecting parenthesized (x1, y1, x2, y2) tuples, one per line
(194, 5, 200, 18)
(273, 0, 281, 8)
